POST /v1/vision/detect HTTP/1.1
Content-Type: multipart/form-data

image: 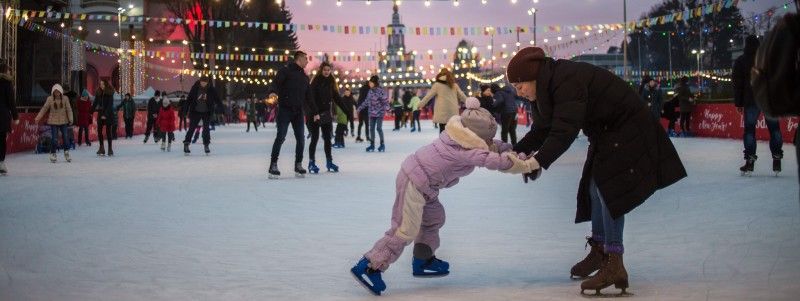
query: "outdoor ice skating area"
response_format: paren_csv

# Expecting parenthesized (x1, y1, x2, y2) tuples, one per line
(0, 124, 797, 300)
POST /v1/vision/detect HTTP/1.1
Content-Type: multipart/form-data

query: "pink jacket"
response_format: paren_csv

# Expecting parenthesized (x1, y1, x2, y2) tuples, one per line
(400, 116, 515, 198)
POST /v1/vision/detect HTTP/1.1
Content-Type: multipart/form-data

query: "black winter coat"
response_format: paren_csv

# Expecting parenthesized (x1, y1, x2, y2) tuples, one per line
(0, 76, 17, 133)
(92, 89, 116, 120)
(356, 83, 370, 118)
(513, 58, 686, 223)
(147, 97, 160, 119)
(270, 62, 316, 114)
(492, 85, 519, 114)
(309, 75, 345, 123)
(341, 95, 356, 121)
(732, 49, 757, 108)
(184, 84, 223, 116)
(0, 76, 19, 133)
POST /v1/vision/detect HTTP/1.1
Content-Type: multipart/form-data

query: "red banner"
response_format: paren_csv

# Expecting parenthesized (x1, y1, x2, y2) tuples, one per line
(687, 103, 796, 142)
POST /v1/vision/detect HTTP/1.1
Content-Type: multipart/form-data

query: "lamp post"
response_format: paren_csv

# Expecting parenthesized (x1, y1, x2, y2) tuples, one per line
(527, 8, 537, 46)
(117, 7, 126, 94)
(691, 49, 705, 89)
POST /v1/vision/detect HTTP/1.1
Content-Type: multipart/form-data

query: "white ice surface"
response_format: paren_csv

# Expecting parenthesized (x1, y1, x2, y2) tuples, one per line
(1, 123, 798, 301)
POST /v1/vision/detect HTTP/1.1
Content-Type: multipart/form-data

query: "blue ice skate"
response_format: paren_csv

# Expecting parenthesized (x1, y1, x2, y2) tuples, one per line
(351, 257, 386, 296)
(326, 160, 339, 172)
(377, 144, 385, 152)
(366, 144, 375, 152)
(412, 256, 450, 277)
(308, 160, 320, 174)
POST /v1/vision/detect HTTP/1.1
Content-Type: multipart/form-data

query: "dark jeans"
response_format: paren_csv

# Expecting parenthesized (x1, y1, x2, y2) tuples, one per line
(410, 111, 421, 130)
(307, 121, 333, 162)
(162, 131, 175, 143)
(145, 116, 159, 138)
(500, 113, 518, 144)
(183, 112, 212, 145)
(393, 107, 403, 129)
(77, 126, 90, 145)
(49, 124, 70, 153)
(124, 118, 134, 138)
(178, 115, 187, 131)
(743, 104, 783, 159)
(97, 118, 113, 149)
(369, 117, 385, 145)
(590, 178, 625, 253)
(335, 123, 347, 146)
(357, 112, 368, 139)
(270, 108, 305, 163)
(0, 131, 5, 161)
(247, 118, 259, 132)
(680, 111, 692, 133)
(349, 119, 355, 135)
(438, 123, 446, 134)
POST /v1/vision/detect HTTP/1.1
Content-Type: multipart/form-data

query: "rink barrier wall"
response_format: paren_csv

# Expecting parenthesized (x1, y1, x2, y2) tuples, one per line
(6, 104, 795, 154)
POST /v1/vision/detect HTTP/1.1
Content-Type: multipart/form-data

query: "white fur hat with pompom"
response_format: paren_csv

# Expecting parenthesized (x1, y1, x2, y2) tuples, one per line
(460, 97, 497, 142)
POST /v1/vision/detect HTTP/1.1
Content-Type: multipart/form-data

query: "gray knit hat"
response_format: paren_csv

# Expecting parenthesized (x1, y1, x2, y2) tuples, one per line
(460, 97, 498, 143)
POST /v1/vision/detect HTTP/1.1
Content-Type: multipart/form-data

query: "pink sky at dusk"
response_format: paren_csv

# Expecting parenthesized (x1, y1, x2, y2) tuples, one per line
(286, 0, 786, 72)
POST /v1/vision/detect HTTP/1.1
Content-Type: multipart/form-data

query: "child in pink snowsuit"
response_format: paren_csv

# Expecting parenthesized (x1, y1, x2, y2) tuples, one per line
(351, 97, 537, 296)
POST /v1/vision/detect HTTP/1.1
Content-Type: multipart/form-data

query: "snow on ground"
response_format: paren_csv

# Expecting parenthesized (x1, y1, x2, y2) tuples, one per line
(1, 123, 798, 301)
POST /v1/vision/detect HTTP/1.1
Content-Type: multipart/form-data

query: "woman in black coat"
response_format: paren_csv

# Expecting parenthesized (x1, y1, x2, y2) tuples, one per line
(506, 47, 686, 295)
(0, 62, 18, 174)
(307, 62, 346, 173)
(93, 80, 116, 156)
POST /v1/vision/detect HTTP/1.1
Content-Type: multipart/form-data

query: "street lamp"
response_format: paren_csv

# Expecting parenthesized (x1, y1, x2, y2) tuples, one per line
(527, 8, 537, 46)
(691, 49, 705, 90)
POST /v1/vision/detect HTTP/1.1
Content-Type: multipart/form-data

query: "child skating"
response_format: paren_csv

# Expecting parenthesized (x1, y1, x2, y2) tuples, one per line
(350, 98, 538, 295)
(157, 98, 176, 152)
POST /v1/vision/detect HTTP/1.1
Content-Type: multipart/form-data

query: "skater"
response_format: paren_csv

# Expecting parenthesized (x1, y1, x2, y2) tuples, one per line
(662, 95, 679, 137)
(93, 80, 116, 156)
(351, 97, 538, 296)
(144, 91, 161, 143)
(182, 77, 223, 156)
(178, 95, 187, 131)
(307, 61, 348, 173)
(355, 81, 370, 143)
(75, 90, 93, 146)
(0, 62, 18, 175)
(506, 47, 687, 296)
(256, 97, 267, 127)
(640, 77, 663, 121)
(492, 83, 519, 144)
(245, 97, 259, 132)
(391, 94, 404, 131)
(117, 93, 136, 139)
(267, 51, 317, 179)
(35, 84, 74, 163)
(356, 76, 390, 152)
(750, 0, 800, 189)
(419, 68, 467, 133)
(733, 35, 783, 176)
(334, 87, 355, 148)
(478, 84, 495, 112)
(402, 90, 413, 128)
(674, 77, 694, 137)
(409, 92, 422, 132)
(157, 96, 176, 152)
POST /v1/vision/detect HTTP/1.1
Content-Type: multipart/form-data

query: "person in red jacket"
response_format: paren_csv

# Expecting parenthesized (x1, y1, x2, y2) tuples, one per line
(75, 90, 93, 146)
(157, 98, 177, 152)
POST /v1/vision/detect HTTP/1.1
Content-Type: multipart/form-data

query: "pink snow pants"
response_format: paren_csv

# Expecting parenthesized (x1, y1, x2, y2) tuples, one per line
(364, 172, 445, 271)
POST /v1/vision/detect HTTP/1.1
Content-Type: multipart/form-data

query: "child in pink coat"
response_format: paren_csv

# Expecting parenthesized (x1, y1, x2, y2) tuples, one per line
(351, 97, 538, 295)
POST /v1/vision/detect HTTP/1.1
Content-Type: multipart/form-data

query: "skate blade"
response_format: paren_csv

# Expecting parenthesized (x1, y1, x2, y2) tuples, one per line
(412, 271, 449, 278)
(268, 174, 280, 180)
(295, 173, 305, 178)
(350, 270, 382, 296)
(581, 290, 633, 298)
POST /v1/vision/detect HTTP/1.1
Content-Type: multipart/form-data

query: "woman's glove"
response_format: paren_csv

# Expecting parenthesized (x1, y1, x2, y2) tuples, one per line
(502, 152, 535, 174)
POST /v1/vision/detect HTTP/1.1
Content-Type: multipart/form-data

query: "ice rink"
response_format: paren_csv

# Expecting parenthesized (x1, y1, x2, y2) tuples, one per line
(1, 124, 798, 300)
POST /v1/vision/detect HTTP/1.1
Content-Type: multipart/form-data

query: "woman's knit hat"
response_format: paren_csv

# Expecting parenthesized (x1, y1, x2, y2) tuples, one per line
(460, 97, 497, 142)
(506, 47, 547, 83)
